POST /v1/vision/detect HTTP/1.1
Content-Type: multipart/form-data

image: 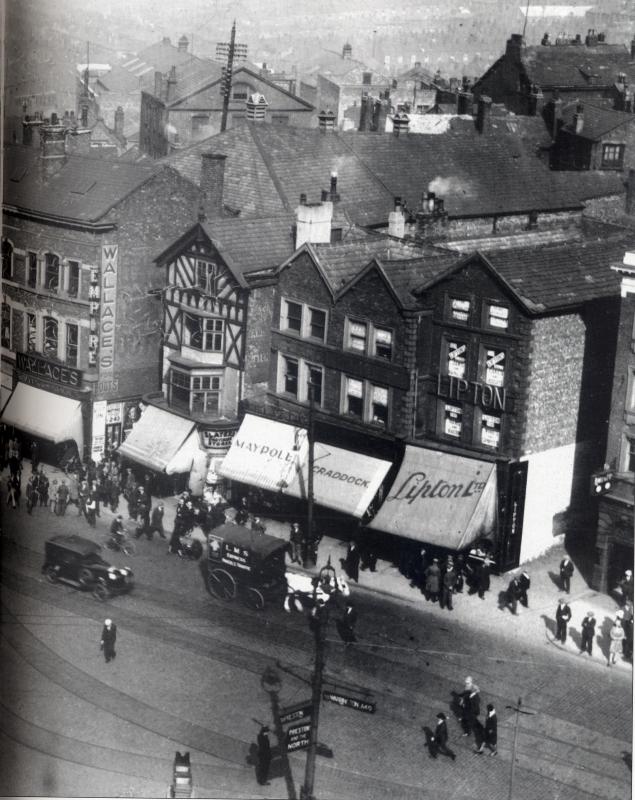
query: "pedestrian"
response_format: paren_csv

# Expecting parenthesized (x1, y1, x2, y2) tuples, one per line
(48, 479, 58, 513)
(67, 471, 80, 513)
(476, 557, 491, 600)
(147, 502, 166, 540)
(255, 725, 271, 785)
(476, 704, 497, 755)
(100, 618, 117, 663)
(7, 474, 20, 508)
(518, 570, 531, 607)
(251, 515, 266, 535)
(37, 468, 49, 507)
(618, 570, 634, 606)
(459, 676, 481, 737)
(342, 540, 361, 583)
(85, 491, 97, 527)
(78, 479, 89, 518)
(559, 556, 574, 594)
(424, 558, 441, 603)
(608, 616, 626, 666)
(360, 534, 378, 572)
(25, 473, 39, 514)
(622, 602, 633, 661)
(289, 522, 303, 564)
(454, 555, 466, 593)
(30, 440, 40, 472)
(441, 558, 456, 611)
(335, 603, 358, 644)
(56, 480, 69, 515)
(506, 575, 522, 615)
(428, 712, 456, 761)
(555, 598, 572, 644)
(134, 485, 151, 537)
(579, 610, 596, 655)
(108, 475, 120, 513)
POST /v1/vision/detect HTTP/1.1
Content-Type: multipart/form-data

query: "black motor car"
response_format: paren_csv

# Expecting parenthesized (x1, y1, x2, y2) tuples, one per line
(43, 534, 134, 601)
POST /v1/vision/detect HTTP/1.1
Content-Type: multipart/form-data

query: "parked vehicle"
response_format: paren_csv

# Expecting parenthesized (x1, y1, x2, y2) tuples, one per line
(42, 534, 134, 601)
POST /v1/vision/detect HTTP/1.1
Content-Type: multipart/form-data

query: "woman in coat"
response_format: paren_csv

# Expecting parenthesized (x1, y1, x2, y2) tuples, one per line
(476, 704, 497, 755)
(424, 558, 441, 603)
(608, 617, 625, 666)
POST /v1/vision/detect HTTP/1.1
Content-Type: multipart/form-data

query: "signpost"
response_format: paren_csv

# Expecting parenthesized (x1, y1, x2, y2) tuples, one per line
(590, 468, 614, 496)
(322, 691, 376, 714)
(279, 701, 312, 726)
(287, 723, 311, 752)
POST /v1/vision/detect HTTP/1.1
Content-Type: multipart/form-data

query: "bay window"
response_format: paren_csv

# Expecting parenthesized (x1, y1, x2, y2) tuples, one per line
(169, 369, 222, 417)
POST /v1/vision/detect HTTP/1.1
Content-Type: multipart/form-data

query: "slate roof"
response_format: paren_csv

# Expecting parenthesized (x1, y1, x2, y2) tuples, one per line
(560, 101, 635, 140)
(380, 254, 460, 308)
(201, 214, 296, 276)
(4, 145, 160, 222)
(521, 43, 632, 90)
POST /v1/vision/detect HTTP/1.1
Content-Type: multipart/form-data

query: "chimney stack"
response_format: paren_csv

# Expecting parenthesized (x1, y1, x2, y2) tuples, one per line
(505, 34, 524, 62)
(541, 32, 551, 46)
(585, 29, 598, 47)
(626, 169, 635, 216)
(166, 66, 177, 103)
(342, 42, 352, 60)
(40, 124, 67, 159)
(295, 194, 333, 248)
(529, 83, 544, 116)
(114, 106, 124, 138)
(162, 37, 171, 45)
(199, 153, 226, 219)
(476, 95, 492, 134)
(391, 112, 410, 136)
(329, 171, 340, 202)
(22, 117, 43, 148)
(155, 70, 165, 100)
(318, 108, 336, 133)
(388, 197, 405, 238)
(573, 102, 584, 134)
(178, 35, 189, 53)
(66, 127, 92, 156)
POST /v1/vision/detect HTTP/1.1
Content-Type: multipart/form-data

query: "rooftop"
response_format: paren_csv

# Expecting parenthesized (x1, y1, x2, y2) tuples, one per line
(522, 41, 633, 89)
(560, 101, 635, 140)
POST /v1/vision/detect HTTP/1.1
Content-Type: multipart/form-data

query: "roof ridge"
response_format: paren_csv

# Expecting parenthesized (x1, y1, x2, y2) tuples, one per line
(247, 124, 293, 213)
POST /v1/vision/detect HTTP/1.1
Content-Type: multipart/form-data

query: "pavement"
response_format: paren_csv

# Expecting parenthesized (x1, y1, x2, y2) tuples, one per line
(23, 460, 633, 673)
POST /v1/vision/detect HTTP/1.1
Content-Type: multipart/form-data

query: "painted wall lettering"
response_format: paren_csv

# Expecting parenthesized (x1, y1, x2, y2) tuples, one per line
(100, 245, 118, 374)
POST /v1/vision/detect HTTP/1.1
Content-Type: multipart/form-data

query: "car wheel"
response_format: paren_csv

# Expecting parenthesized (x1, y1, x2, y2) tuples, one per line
(78, 567, 93, 588)
(92, 582, 109, 602)
(44, 565, 58, 584)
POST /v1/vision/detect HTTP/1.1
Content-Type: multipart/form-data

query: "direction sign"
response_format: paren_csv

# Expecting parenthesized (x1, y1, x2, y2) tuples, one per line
(279, 700, 312, 726)
(322, 690, 376, 714)
(286, 722, 311, 752)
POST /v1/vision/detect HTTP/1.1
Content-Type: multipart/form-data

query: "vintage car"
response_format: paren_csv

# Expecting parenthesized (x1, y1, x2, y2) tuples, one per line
(42, 534, 134, 601)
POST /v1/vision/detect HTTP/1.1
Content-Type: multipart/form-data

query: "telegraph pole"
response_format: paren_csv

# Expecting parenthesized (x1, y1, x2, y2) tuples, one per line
(306, 382, 315, 557)
(506, 697, 535, 800)
(220, 21, 236, 132)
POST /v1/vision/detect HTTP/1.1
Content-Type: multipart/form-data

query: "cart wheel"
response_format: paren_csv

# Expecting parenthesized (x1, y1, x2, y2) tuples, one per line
(92, 582, 109, 602)
(44, 565, 58, 584)
(244, 587, 265, 611)
(208, 569, 236, 600)
(122, 540, 136, 556)
(78, 567, 93, 588)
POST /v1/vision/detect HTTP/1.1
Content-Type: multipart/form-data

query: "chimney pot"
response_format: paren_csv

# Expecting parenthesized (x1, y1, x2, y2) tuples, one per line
(427, 192, 436, 212)
(300, 193, 307, 205)
(321, 189, 329, 202)
(476, 95, 492, 134)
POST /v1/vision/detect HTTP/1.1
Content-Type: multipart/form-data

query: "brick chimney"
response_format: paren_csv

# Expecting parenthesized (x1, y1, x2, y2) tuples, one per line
(318, 109, 336, 132)
(246, 93, 268, 122)
(626, 169, 635, 216)
(40, 124, 67, 159)
(166, 66, 177, 103)
(66, 128, 92, 156)
(391, 112, 410, 136)
(295, 194, 333, 248)
(528, 83, 544, 116)
(329, 171, 340, 202)
(476, 95, 492, 133)
(573, 102, 584, 134)
(585, 29, 598, 47)
(22, 117, 43, 148)
(178, 35, 189, 53)
(388, 197, 406, 238)
(114, 106, 124, 138)
(199, 153, 226, 219)
(342, 42, 352, 60)
(505, 34, 523, 63)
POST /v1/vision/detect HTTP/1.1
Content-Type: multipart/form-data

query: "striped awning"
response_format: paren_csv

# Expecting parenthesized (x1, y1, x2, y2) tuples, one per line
(118, 406, 195, 473)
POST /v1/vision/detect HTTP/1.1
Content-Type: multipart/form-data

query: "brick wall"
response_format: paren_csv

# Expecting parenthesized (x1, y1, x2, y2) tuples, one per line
(139, 92, 169, 158)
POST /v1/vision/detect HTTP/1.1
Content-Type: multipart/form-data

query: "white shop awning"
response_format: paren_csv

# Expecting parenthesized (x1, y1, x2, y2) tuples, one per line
(1, 382, 84, 453)
(118, 406, 195, 473)
(369, 446, 497, 550)
(219, 414, 391, 518)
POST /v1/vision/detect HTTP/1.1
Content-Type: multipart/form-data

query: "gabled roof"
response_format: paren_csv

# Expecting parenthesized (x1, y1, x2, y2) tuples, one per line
(305, 49, 390, 84)
(3, 145, 161, 223)
(521, 43, 632, 90)
(560, 101, 635, 140)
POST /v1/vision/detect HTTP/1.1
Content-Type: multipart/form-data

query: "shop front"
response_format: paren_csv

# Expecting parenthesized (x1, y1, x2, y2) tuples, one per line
(218, 413, 392, 520)
(367, 445, 498, 552)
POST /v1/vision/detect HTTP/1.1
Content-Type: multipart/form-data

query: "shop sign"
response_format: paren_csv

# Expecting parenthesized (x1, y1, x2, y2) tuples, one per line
(207, 534, 251, 571)
(99, 244, 118, 374)
(16, 352, 82, 388)
(91, 400, 108, 463)
(436, 374, 507, 412)
(322, 691, 376, 714)
(106, 402, 123, 424)
(200, 426, 237, 452)
(286, 723, 311, 752)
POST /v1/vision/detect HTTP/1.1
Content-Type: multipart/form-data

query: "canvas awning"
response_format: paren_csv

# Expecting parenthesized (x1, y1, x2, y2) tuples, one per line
(118, 406, 195, 473)
(218, 414, 392, 518)
(368, 446, 497, 550)
(1, 382, 84, 454)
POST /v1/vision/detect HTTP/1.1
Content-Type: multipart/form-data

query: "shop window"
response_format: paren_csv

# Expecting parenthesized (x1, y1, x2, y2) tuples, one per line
(449, 296, 470, 323)
(446, 340, 467, 379)
(196, 260, 221, 296)
(43, 316, 58, 359)
(280, 298, 328, 342)
(443, 403, 462, 438)
(484, 347, 506, 387)
(485, 303, 509, 330)
(602, 143, 624, 169)
(480, 412, 501, 448)
(67, 260, 80, 297)
(1, 239, 13, 280)
(373, 327, 393, 361)
(27, 252, 38, 288)
(26, 313, 37, 351)
(1, 303, 11, 349)
(44, 253, 60, 293)
(66, 323, 78, 367)
(184, 314, 224, 351)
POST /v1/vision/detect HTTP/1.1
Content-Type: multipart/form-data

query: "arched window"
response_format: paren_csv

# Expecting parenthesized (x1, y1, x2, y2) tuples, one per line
(43, 316, 58, 359)
(45, 252, 60, 293)
(2, 239, 13, 280)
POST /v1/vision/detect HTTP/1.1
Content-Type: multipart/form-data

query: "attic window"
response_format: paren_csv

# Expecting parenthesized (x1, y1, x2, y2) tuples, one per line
(330, 227, 343, 243)
(362, 72, 372, 85)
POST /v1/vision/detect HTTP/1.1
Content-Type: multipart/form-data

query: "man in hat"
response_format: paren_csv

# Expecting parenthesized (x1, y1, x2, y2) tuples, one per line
(476, 704, 497, 755)
(255, 725, 271, 785)
(147, 502, 166, 540)
(518, 570, 531, 608)
(100, 618, 117, 663)
(459, 676, 481, 737)
(428, 712, 456, 761)
(559, 556, 574, 594)
(555, 598, 572, 644)
(476, 557, 491, 599)
(506, 575, 523, 615)
(289, 522, 303, 564)
(424, 558, 441, 603)
(619, 570, 634, 606)
(441, 558, 456, 611)
(580, 610, 596, 656)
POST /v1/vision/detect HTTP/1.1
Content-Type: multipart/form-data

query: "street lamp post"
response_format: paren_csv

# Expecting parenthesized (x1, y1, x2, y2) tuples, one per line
(306, 382, 315, 562)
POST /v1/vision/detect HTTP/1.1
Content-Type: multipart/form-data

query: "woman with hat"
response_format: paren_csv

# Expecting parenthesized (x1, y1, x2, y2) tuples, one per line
(608, 615, 625, 666)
